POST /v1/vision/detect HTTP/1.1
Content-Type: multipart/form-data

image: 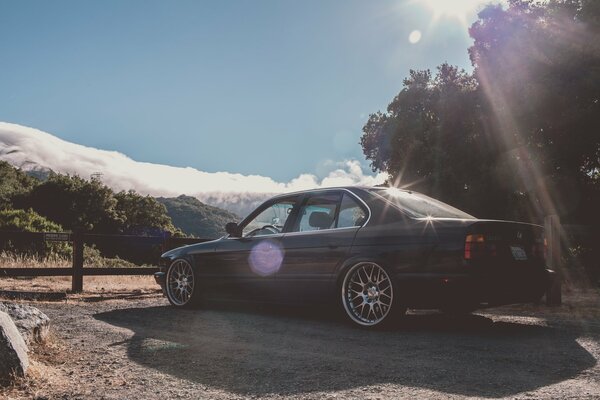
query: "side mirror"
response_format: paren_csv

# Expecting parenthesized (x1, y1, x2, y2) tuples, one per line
(225, 222, 242, 237)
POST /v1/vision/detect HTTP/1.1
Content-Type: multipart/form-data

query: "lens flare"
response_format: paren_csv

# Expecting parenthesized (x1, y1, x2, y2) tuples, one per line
(409, 30, 422, 44)
(248, 240, 284, 277)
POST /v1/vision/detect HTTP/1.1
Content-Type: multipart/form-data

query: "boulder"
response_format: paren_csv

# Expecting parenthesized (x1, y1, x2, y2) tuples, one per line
(0, 303, 50, 345)
(0, 311, 29, 381)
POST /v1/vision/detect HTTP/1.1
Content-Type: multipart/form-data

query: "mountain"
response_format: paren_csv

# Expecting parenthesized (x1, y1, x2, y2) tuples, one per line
(0, 122, 387, 215)
(157, 195, 240, 238)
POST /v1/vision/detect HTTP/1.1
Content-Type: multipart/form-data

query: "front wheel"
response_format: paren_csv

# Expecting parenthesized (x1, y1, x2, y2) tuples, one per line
(341, 262, 405, 328)
(165, 259, 201, 307)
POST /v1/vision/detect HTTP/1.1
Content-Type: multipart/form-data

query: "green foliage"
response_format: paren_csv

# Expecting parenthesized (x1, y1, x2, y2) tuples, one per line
(157, 195, 239, 238)
(13, 174, 183, 236)
(0, 208, 63, 232)
(84, 244, 138, 268)
(114, 190, 183, 236)
(0, 161, 37, 210)
(467, 0, 600, 224)
(361, 64, 506, 219)
(361, 0, 600, 226)
(0, 208, 70, 257)
(14, 173, 122, 232)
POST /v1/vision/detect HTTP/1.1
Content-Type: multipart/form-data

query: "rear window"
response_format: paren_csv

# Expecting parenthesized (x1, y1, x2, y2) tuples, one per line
(370, 188, 475, 219)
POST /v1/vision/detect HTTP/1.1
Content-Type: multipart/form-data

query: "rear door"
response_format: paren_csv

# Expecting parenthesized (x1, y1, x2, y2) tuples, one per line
(276, 190, 369, 302)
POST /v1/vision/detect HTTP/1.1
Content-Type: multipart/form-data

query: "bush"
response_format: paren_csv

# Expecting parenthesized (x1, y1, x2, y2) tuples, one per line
(0, 209, 70, 258)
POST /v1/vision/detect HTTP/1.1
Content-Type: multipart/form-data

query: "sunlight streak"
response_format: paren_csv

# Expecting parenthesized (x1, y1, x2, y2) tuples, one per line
(413, 0, 502, 27)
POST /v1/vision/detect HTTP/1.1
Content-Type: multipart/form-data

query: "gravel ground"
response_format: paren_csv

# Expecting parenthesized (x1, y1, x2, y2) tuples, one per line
(1, 290, 600, 399)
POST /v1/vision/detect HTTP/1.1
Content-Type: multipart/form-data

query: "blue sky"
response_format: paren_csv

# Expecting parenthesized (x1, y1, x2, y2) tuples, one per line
(0, 0, 488, 181)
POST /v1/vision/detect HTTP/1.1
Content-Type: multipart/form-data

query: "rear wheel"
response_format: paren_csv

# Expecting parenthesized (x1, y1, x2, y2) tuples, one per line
(165, 259, 201, 307)
(341, 262, 405, 328)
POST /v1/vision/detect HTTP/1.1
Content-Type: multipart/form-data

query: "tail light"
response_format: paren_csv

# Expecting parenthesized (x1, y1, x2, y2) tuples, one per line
(464, 234, 485, 260)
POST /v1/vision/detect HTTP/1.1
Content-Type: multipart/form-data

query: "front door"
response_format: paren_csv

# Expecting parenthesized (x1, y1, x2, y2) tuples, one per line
(208, 196, 300, 300)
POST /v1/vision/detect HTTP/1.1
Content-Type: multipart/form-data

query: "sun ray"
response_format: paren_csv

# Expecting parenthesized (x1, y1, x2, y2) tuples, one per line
(411, 0, 498, 28)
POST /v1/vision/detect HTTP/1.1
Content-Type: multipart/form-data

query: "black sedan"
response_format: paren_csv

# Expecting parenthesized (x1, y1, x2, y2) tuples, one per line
(156, 186, 555, 328)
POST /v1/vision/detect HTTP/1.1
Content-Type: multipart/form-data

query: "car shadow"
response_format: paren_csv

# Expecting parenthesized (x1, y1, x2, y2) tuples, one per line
(95, 302, 597, 397)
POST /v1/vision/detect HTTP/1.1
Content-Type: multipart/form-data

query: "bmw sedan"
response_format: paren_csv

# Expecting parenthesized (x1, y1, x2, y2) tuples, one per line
(156, 186, 555, 328)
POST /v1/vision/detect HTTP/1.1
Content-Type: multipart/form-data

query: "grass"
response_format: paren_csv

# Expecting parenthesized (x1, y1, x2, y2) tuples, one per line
(0, 251, 160, 294)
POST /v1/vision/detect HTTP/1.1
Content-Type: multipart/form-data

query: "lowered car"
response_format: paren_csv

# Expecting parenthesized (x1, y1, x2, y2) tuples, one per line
(155, 186, 555, 328)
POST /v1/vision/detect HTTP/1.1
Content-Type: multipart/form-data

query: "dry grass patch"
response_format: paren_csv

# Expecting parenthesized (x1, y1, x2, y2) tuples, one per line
(0, 330, 73, 400)
(0, 252, 161, 295)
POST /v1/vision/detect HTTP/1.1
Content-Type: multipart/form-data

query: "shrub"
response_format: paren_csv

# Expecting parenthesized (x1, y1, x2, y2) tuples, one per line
(0, 209, 70, 258)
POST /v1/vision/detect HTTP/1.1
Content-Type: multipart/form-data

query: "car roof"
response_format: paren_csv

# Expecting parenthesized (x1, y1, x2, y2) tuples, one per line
(267, 185, 375, 200)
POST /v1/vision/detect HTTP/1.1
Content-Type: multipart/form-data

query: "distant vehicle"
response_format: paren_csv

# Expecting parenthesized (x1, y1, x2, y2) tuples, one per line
(155, 186, 555, 328)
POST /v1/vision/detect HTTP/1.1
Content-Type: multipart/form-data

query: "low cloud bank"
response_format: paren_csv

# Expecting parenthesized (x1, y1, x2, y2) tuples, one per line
(0, 122, 387, 215)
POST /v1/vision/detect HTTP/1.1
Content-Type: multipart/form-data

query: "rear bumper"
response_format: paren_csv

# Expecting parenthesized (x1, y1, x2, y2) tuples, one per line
(396, 268, 556, 309)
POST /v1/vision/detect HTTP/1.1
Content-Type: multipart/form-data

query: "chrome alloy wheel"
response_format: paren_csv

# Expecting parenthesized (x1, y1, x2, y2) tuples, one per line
(166, 259, 195, 306)
(342, 262, 394, 326)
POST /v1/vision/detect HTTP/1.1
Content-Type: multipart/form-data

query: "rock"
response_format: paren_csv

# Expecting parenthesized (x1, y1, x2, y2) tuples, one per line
(0, 303, 50, 345)
(0, 310, 29, 381)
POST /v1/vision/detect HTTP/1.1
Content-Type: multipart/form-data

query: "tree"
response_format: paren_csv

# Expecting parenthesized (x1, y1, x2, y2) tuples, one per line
(361, 0, 600, 224)
(14, 173, 122, 232)
(114, 190, 182, 236)
(468, 0, 600, 224)
(361, 64, 505, 218)
(0, 161, 37, 210)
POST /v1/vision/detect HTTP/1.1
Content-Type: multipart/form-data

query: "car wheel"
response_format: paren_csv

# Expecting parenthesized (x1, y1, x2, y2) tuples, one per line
(165, 259, 200, 307)
(341, 262, 405, 328)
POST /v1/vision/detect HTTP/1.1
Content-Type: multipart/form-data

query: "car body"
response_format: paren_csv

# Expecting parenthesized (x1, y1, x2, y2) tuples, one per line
(156, 186, 555, 327)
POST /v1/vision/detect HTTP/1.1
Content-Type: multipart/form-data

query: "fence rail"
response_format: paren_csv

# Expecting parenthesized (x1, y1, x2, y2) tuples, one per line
(0, 231, 212, 292)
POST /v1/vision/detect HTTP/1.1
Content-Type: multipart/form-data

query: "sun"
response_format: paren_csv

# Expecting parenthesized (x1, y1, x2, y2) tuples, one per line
(419, 0, 492, 26)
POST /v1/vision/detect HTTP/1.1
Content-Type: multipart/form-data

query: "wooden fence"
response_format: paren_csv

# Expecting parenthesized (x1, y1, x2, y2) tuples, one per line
(0, 231, 211, 293)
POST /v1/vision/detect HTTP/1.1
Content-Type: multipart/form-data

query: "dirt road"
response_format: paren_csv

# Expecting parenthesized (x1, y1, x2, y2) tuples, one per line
(2, 291, 600, 399)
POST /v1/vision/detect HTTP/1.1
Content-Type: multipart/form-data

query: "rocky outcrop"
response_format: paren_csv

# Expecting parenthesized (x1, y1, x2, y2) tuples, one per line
(0, 311, 29, 381)
(0, 303, 50, 345)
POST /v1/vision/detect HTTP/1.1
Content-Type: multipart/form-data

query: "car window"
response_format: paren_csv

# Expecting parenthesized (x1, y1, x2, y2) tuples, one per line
(242, 198, 296, 237)
(338, 194, 367, 228)
(370, 188, 475, 219)
(294, 193, 341, 232)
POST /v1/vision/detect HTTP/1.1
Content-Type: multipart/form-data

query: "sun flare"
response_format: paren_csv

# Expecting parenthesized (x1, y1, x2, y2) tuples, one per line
(419, 0, 493, 25)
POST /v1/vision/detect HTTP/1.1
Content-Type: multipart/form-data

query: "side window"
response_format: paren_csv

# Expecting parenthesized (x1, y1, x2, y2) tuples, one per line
(242, 198, 296, 237)
(337, 194, 367, 228)
(295, 193, 341, 232)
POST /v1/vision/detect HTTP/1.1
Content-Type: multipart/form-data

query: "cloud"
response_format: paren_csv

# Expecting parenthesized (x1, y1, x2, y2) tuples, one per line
(0, 122, 387, 215)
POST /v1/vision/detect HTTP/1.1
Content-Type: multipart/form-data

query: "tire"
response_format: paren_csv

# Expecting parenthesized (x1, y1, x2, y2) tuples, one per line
(165, 259, 202, 308)
(340, 261, 406, 328)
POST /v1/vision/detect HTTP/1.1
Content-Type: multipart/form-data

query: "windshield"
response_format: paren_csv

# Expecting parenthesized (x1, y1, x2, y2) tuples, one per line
(370, 188, 475, 219)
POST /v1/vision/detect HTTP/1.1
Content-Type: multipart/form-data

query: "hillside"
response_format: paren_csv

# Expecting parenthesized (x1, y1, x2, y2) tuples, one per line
(157, 195, 239, 239)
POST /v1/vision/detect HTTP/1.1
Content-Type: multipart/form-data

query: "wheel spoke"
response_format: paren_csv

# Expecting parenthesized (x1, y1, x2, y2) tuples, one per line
(343, 262, 393, 326)
(356, 270, 365, 285)
(167, 260, 195, 306)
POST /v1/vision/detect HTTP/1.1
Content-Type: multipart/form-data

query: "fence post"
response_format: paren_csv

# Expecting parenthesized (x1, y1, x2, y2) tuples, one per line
(545, 214, 562, 306)
(71, 229, 84, 293)
(162, 231, 172, 254)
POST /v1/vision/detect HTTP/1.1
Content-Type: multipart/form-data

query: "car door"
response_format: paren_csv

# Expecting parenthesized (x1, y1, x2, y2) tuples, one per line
(206, 195, 301, 301)
(275, 190, 369, 303)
